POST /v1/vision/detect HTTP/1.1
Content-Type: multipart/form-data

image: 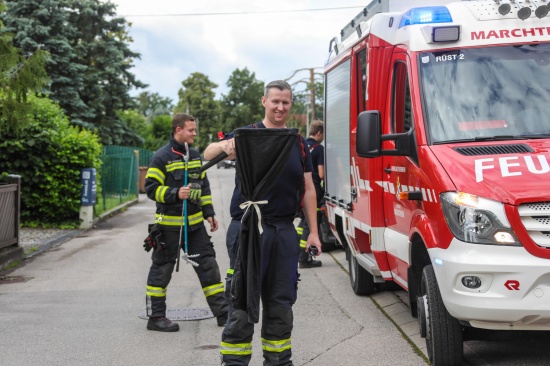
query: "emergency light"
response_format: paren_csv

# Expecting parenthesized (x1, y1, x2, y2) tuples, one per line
(400, 6, 460, 43)
(398, 6, 453, 28)
(421, 25, 461, 43)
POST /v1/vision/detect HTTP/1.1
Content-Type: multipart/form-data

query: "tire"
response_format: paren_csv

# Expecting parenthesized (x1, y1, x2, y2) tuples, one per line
(318, 213, 338, 252)
(348, 253, 376, 296)
(420, 265, 463, 366)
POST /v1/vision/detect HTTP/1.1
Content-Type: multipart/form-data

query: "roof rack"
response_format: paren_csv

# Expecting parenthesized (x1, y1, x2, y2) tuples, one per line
(339, 0, 390, 43)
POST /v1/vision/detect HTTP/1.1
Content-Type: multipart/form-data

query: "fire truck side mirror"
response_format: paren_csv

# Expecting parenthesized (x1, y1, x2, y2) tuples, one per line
(356, 111, 382, 158)
(356, 110, 415, 158)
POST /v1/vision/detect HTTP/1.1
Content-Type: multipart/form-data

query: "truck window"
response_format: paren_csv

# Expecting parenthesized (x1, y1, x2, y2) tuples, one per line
(392, 61, 413, 134)
(357, 48, 367, 112)
(419, 45, 550, 143)
(325, 59, 352, 205)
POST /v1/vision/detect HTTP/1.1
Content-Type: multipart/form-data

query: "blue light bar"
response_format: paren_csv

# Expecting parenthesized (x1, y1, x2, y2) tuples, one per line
(399, 6, 453, 28)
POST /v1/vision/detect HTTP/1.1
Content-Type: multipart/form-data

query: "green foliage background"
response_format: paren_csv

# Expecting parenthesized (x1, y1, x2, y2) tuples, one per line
(0, 95, 102, 227)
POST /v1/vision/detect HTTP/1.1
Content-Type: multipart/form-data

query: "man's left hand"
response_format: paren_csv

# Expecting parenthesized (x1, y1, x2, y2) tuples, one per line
(207, 216, 218, 232)
(306, 233, 322, 256)
(188, 183, 202, 203)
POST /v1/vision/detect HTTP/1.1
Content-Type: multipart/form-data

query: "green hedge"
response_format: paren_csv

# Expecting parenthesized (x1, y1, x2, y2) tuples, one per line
(0, 95, 102, 227)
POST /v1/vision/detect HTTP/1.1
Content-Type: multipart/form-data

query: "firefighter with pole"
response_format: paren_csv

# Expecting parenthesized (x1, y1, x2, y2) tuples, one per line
(143, 113, 228, 332)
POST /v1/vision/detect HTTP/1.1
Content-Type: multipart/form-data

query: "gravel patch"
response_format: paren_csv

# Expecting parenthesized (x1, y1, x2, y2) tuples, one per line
(19, 227, 82, 258)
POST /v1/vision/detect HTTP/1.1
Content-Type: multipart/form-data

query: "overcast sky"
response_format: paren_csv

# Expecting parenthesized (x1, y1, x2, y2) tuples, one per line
(109, 0, 367, 102)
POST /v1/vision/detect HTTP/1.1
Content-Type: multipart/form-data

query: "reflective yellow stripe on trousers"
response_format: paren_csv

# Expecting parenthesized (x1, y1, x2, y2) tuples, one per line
(146, 285, 167, 297)
(203, 282, 224, 297)
(261, 337, 292, 353)
(220, 342, 252, 356)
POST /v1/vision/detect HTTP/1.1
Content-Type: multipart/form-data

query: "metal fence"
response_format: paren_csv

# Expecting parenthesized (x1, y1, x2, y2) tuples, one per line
(137, 147, 154, 167)
(96, 146, 153, 214)
(0, 175, 20, 250)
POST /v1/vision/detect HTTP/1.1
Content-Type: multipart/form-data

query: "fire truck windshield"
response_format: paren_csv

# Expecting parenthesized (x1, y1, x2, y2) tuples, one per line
(419, 43, 550, 144)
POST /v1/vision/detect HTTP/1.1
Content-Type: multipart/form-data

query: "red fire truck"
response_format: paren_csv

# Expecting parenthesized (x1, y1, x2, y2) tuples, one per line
(323, 1, 550, 364)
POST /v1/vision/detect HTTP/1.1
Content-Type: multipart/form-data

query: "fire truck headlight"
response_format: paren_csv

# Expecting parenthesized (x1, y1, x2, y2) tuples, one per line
(441, 192, 520, 245)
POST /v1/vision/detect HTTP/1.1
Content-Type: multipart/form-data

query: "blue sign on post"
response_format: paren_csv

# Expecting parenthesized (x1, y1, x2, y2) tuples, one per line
(80, 168, 97, 206)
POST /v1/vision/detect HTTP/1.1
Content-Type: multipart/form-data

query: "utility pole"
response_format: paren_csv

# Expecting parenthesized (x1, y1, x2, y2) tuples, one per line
(285, 67, 322, 132)
(310, 68, 315, 121)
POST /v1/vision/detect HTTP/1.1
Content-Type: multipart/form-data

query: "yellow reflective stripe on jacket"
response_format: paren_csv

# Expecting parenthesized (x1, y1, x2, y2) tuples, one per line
(200, 195, 212, 206)
(261, 337, 292, 353)
(201, 171, 206, 179)
(155, 186, 169, 203)
(296, 226, 303, 235)
(220, 342, 252, 356)
(227, 268, 234, 275)
(166, 161, 184, 172)
(146, 168, 165, 184)
(300, 239, 307, 249)
(203, 282, 224, 297)
(188, 160, 201, 169)
(187, 212, 203, 225)
(146, 285, 167, 298)
(155, 212, 203, 226)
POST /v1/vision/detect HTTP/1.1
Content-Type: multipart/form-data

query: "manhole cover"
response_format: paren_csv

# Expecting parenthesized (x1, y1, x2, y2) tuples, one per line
(139, 307, 214, 321)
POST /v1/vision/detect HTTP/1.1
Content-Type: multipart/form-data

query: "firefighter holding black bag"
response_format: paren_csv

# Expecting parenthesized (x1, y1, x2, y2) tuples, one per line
(143, 113, 228, 332)
(205, 80, 322, 365)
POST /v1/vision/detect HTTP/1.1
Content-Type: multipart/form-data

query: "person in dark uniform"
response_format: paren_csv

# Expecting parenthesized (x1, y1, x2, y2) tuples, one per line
(144, 113, 228, 332)
(204, 80, 322, 366)
(296, 120, 325, 268)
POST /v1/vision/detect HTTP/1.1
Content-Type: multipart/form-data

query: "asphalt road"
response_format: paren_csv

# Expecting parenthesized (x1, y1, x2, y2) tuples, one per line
(0, 167, 426, 366)
(3, 166, 550, 365)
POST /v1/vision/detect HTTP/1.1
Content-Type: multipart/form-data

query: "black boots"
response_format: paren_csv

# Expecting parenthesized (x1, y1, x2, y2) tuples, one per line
(147, 316, 180, 332)
(147, 313, 227, 331)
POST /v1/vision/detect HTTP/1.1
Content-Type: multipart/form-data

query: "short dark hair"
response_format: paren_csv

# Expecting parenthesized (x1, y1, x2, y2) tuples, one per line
(309, 120, 324, 136)
(172, 113, 195, 134)
(264, 80, 293, 99)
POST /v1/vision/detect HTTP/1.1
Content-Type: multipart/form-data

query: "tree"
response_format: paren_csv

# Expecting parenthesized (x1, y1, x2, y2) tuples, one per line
(1, 0, 146, 146)
(221, 68, 264, 133)
(144, 114, 172, 151)
(0, 0, 48, 134)
(174, 72, 220, 152)
(135, 91, 174, 121)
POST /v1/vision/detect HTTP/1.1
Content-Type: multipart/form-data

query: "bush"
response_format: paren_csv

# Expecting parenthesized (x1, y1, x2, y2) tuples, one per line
(0, 95, 102, 227)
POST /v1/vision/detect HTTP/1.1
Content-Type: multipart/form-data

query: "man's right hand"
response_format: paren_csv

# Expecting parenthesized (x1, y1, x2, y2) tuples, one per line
(205, 139, 236, 160)
(178, 186, 190, 200)
(220, 138, 236, 157)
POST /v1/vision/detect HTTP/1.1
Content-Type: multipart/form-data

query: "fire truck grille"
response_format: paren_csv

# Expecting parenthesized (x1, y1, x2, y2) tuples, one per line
(453, 144, 533, 156)
(518, 202, 550, 248)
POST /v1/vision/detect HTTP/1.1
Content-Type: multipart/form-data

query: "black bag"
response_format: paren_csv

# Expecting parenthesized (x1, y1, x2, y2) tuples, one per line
(143, 223, 164, 252)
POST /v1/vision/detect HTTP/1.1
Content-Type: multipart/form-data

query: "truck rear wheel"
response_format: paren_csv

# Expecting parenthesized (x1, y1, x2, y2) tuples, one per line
(349, 254, 375, 296)
(421, 265, 463, 366)
(318, 211, 338, 252)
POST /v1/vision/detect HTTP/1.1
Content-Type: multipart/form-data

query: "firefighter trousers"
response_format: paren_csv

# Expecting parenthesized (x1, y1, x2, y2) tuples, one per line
(221, 220, 300, 366)
(145, 226, 228, 318)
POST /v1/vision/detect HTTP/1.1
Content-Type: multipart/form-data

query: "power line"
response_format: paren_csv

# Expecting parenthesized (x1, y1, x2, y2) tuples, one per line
(122, 5, 365, 17)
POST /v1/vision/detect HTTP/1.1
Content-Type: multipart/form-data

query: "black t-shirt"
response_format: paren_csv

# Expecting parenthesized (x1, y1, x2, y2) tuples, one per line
(306, 137, 324, 188)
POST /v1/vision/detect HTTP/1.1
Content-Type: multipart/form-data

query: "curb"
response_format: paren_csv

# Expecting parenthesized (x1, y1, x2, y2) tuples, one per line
(93, 196, 140, 226)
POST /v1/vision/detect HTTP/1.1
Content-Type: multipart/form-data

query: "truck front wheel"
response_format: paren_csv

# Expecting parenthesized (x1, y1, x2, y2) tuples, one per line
(349, 254, 375, 296)
(420, 265, 463, 366)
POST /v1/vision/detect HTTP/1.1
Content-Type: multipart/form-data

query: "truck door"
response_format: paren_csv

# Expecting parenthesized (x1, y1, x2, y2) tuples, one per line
(381, 53, 419, 286)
